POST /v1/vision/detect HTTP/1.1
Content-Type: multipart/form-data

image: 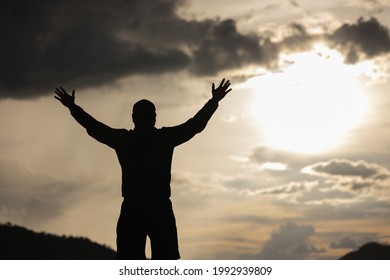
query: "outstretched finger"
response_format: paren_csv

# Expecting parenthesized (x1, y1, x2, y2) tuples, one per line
(55, 87, 66, 95)
(54, 88, 64, 97)
(59, 86, 68, 95)
(219, 78, 225, 88)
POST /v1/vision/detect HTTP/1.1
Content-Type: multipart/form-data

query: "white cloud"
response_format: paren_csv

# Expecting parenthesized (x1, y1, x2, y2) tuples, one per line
(229, 155, 250, 163)
(260, 162, 288, 171)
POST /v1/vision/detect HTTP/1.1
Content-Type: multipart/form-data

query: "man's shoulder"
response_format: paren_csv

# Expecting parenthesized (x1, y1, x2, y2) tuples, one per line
(109, 128, 132, 141)
(157, 126, 179, 136)
(115, 128, 131, 134)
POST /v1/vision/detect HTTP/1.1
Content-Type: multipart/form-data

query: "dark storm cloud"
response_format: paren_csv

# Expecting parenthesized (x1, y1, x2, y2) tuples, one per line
(276, 17, 390, 60)
(1, 0, 192, 99)
(1, 0, 274, 99)
(328, 17, 390, 63)
(191, 19, 277, 75)
(274, 17, 390, 63)
(3, 0, 390, 100)
(277, 23, 321, 53)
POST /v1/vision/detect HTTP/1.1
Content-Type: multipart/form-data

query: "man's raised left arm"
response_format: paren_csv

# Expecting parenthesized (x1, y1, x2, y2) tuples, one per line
(166, 78, 232, 146)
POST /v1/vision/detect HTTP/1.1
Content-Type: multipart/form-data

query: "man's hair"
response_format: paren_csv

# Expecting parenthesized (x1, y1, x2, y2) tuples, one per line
(132, 99, 156, 127)
(133, 99, 156, 116)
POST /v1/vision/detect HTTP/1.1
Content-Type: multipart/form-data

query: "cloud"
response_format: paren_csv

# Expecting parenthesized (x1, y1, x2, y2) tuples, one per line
(250, 146, 316, 167)
(240, 221, 325, 259)
(0, 159, 83, 225)
(301, 159, 390, 199)
(302, 159, 390, 180)
(274, 17, 390, 65)
(233, 156, 390, 225)
(259, 162, 288, 171)
(3, 0, 389, 100)
(191, 19, 278, 75)
(236, 151, 390, 212)
(328, 17, 390, 63)
(244, 146, 320, 187)
(241, 181, 318, 202)
(289, 0, 301, 8)
(330, 236, 358, 249)
(225, 214, 272, 225)
(0, 0, 276, 99)
(1, 0, 193, 99)
(344, 0, 387, 14)
(327, 231, 381, 251)
(276, 23, 321, 53)
(172, 171, 228, 196)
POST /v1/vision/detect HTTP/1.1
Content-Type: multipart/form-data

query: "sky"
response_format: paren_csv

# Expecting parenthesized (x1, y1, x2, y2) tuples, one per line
(1, 0, 390, 259)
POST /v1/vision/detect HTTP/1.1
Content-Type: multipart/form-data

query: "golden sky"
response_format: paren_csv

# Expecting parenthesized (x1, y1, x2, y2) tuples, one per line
(1, 0, 390, 259)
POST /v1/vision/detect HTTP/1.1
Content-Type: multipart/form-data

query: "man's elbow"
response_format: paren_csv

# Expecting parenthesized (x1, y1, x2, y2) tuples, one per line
(190, 119, 208, 134)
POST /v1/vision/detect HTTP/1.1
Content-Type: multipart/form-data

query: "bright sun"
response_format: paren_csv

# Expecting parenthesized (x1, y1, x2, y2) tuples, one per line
(245, 43, 369, 154)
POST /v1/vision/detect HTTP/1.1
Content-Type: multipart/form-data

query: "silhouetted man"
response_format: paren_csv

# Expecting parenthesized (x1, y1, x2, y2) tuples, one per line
(54, 79, 232, 259)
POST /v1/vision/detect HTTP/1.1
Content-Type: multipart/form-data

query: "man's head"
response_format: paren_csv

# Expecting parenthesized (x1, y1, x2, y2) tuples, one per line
(132, 99, 156, 129)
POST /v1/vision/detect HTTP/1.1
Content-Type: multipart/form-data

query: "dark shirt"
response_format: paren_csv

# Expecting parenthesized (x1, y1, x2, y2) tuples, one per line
(69, 99, 219, 198)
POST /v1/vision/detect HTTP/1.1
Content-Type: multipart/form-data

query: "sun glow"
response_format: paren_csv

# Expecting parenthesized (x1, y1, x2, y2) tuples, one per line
(245, 44, 369, 154)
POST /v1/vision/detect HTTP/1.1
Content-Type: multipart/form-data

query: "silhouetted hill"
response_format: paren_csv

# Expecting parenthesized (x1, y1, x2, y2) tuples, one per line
(340, 242, 390, 260)
(2, 223, 389, 260)
(0, 223, 116, 259)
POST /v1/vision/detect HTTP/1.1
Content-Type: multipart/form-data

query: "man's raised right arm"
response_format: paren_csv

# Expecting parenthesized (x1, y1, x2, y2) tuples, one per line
(54, 87, 119, 147)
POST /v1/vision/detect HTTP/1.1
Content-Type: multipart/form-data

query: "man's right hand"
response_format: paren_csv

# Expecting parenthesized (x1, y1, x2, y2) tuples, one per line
(54, 87, 76, 108)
